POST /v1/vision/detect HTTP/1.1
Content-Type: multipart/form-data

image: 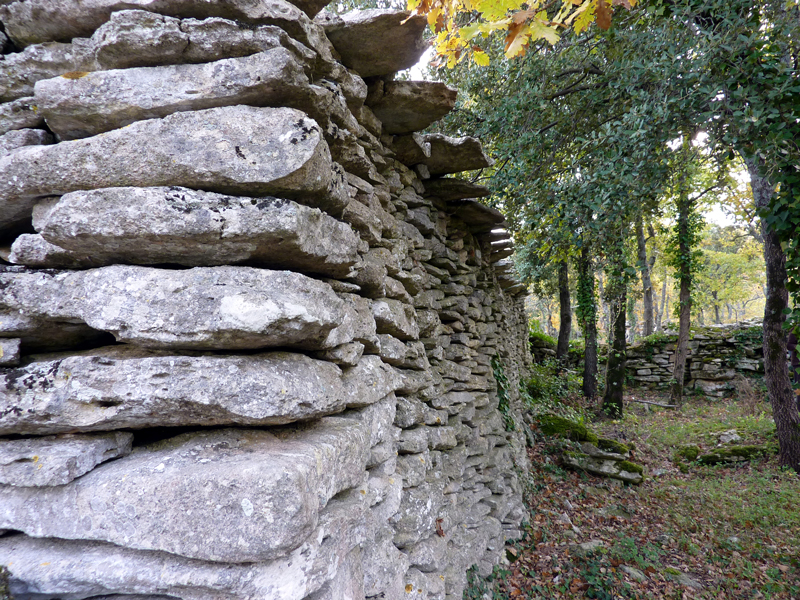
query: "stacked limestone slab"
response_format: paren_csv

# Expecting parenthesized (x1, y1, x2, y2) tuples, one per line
(0, 2, 532, 599)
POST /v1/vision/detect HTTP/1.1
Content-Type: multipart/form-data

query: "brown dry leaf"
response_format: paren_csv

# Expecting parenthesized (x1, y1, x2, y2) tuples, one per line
(596, 0, 612, 29)
(504, 21, 525, 52)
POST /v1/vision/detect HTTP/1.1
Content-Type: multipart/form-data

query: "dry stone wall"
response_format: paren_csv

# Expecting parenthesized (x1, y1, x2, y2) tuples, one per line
(0, 3, 532, 600)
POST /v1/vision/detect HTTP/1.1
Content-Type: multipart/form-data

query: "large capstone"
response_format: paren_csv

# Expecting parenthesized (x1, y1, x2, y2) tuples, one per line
(322, 10, 427, 78)
(0, 265, 348, 350)
(36, 49, 312, 140)
(0, 346, 368, 435)
(21, 187, 360, 277)
(0, 105, 339, 231)
(366, 81, 456, 135)
(0, 0, 333, 47)
(0, 422, 369, 562)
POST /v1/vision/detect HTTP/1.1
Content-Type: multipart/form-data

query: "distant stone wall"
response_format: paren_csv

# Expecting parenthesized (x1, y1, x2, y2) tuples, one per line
(0, 4, 531, 600)
(530, 322, 763, 397)
(627, 322, 763, 397)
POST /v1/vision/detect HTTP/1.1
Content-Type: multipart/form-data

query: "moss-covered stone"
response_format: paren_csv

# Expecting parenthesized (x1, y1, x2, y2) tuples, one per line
(537, 413, 598, 443)
(617, 460, 644, 475)
(597, 437, 630, 455)
(674, 445, 700, 463)
(697, 445, 768, 464)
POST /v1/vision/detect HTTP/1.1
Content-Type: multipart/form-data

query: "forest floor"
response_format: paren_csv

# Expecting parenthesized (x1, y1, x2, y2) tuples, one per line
(467, 390, 800, 600)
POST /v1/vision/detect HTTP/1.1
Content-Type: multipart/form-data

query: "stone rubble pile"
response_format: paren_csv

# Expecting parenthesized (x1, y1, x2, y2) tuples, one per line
(0, 2, 532, 599)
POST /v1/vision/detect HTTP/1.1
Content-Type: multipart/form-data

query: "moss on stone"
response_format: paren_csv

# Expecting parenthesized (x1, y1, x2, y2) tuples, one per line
(674, 445, 700, 462)
(537, 413, 597, 443)
(698, 445, 768, 464)
(617, 460, 644, 475)
(597, 437, 630, 455)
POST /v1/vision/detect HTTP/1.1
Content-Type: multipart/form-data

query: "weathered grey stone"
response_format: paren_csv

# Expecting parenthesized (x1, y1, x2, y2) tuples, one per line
(0, 128, 53, 156)
(323, 10, 427, 78)
(390, 481, 445, 548)
(0, 265, 347, 350)
(372, 298, 420, 340)
(342, 355, 402, 408)
(389, 133, 431, 166)
(28, 187, 359, 276)
(562, 453, 643, 484)
(306, 546, 365, 600)
(423, 134, 493, 176)
(0, 490, 369, 600)
(0, 106, 340, 231)
(0, 346, 359, 435)
(325, 292, 378, 349)
(362, 525, 409, 599)
(0, 338, 21, 366)
(36, 49, 311, 140)
(0, 421, 369, 562)
(367, 81, 456, 135)
(0, 432, 133, 486)
(422, 178, 491, 201)
(8, 234, 102, 269)
(0, 0, 333, 47)
(448, 199, 505, 230)
(91, 11, 318, 71)
(0, 39, 96, 102)
(406, 534, 447, 572)
(0, 97, 43, 134)
(0, 308, 110, 352)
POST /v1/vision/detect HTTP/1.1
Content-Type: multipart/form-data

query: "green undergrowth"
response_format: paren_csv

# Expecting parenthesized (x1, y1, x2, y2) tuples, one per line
(465, 394, 800, 599)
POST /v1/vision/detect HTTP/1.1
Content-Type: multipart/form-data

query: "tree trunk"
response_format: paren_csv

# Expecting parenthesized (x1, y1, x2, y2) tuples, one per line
(670, 148, 694, 407)
(577, 246, 598, 401)
(602, 284, 627, 419)
(712, 291, 721, 324)
(746, 156, 800, 472)
(636, 215, 655, 336)
(656, 269, 668, 332)
(556, 260, 572, 362)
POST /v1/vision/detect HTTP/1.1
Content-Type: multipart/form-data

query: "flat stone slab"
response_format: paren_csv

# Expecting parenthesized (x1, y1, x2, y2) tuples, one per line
(0, 346, 366, 435)
(0, 0, 332, 47)
(323, 9, 427, 78)
(0, 490, 369, 600)
(0, 309, 110, 352)
(423, 134, 493, 176)
(0, 265, 347, 350)
(20, 187, 360, 277)
(0, 105, 339, 231)
(0, 432, 133, 486)
(0, 338, 21, 366)
(0, 422, 369, 562)
(367, 81, 456, 135)
(0, 97, 44, 135)
(388, 133, 431, 166)
(36, 48, 314, 141)
(7, 234, 102, 269)
(447, 199, 505, 230)
(423, 178, 491, 201)
(0, 129, 53, 157)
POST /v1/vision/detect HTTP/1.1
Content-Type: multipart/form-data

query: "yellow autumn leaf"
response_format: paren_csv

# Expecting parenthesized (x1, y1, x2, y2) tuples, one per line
(528, 17, 561, 44)
(427, 7, 442, 27)
(473, 49, 491, 65)
(504, 24, 530, 58)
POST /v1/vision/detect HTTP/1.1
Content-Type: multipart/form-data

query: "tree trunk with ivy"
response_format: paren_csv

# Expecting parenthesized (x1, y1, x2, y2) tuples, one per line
(602, 231, 628, 418)
(577, 245, 598, 401)
(556, 260, 572, 362)
(635, 214, 655, 337)
(746, 157, 800, 472)
(603, 284, 627, 419)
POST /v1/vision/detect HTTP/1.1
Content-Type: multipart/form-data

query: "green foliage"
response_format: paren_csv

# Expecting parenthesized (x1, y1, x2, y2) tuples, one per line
(528, 330, 556, 348)
(522, 358, 585, 421)
(491, 355, 515, 432)
(537, 413, 598, 444)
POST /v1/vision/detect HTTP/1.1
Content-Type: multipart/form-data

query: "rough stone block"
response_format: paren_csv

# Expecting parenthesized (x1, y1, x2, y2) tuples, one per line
(0, 97, 44, 135)
(422, 134, 493, 176)
(0, 489, 369, 600)
(367, 80, 456, 135)
(0, 346, 357, 435)
(0, 421, 369, 562)
(0, 129, 53, 157)
(322, 10, 427, 78)
(0, 432, 133, 486)
(372, 298, 420, 340)
(0, 339, 21, 367)
(0, 105, 339, 230)
(0, 265, 347, 351)
(28, 187, 360, 276)
(0, 0, 333, 47)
